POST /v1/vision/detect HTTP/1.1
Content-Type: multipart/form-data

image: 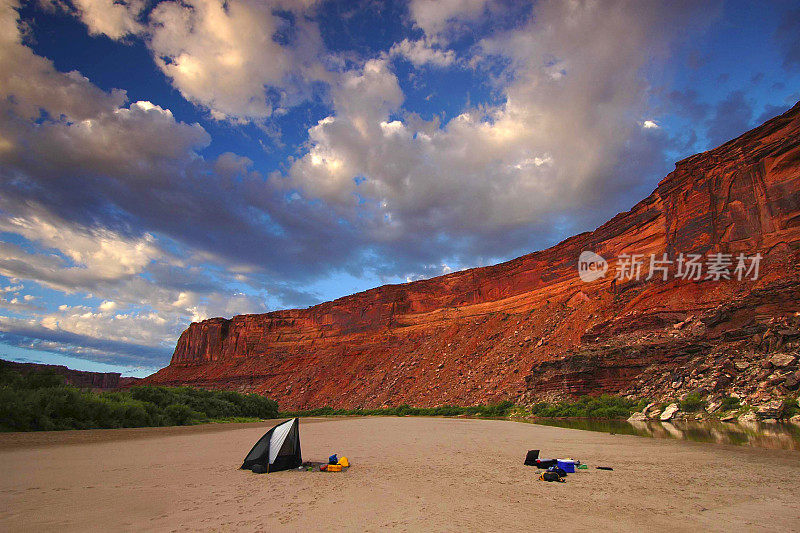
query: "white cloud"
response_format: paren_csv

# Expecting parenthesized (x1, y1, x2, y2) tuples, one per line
(0, 208, 164, 288)
(99, 300, 117, 311)
(643, 120, 660, 129)
(1, 307, 175, 354)
(282, 0, 701, 260)
(1, 285, 22, 293)
(68, 0, 146, 39)
(41, 0, 329, 123)
(0, 1, 126, 122)
(0, 293, 39, 312)
(287, 58, 404, 203)
(146, 0, 327, 122)
(408, 0, 492, 38)
(389, 38, 456, 67)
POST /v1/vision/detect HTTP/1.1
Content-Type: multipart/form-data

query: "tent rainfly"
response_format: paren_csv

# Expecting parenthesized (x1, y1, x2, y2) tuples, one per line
(241, 418, 302, 473)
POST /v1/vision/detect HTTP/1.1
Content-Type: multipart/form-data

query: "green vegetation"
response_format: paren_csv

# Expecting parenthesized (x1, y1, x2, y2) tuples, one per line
(781, 396, 799, 419)
(13, 361, 760, 431)
(719, 395, 741, 412)
(281, 400, 516, 419)
(525, 395, 643, 419)
(0, 367, 278, 432)
(285, 396, 643, 421)
(679, 393, 707, 413)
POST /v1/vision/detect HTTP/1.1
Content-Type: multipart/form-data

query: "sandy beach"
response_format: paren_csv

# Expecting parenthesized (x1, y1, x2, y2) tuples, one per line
(1, 417, 799, 532)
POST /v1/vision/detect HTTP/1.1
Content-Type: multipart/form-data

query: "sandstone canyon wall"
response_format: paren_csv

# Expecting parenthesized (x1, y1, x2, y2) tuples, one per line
(146, 103, 800, 410)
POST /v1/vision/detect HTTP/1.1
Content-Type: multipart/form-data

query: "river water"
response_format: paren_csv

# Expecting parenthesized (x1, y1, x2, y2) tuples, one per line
(528, 418, 800, 451)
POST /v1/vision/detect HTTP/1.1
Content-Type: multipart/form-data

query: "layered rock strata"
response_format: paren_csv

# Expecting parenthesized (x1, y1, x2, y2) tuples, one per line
(147, 103, 800, 410)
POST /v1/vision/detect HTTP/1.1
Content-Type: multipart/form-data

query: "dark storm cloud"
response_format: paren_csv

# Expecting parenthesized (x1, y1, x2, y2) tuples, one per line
(704, 91, 754, 148)
(775, 8, 800, 72)
(665, 89, 711, 120)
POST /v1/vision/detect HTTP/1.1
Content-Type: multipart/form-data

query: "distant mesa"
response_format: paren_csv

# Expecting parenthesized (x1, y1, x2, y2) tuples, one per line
(1, 359, 140, 389)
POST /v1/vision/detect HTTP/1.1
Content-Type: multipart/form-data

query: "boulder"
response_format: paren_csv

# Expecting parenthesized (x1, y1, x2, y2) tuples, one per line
(784, 374, 800, 391)
(767, 374, 785, 386)
(769, 353, 797, 368)
(738, 411, 758, 423)
(627, 411, 647, 422)
(643, 402, 661, 419)
(755, 400, 784, 419)
(660, 403, 679, 421)
(713, 375, 733, 391)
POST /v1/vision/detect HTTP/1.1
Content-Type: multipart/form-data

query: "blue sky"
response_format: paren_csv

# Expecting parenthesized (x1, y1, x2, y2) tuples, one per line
(0, 0, 798, 376)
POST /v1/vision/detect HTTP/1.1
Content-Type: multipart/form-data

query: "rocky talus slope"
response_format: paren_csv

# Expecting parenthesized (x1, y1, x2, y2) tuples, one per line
(146, 103, 800, 414)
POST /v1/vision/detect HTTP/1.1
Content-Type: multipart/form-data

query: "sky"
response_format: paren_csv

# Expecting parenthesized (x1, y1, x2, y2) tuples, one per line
(0, 0, 798, 377)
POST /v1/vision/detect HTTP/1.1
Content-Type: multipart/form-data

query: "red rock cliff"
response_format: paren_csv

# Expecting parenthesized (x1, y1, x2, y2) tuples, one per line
(146, 103, 800, 409)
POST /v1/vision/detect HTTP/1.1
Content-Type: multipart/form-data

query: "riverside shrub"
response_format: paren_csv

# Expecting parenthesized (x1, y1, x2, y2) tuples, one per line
(282, 400, 517, 419)
(0, 368, 279, 432)
(527, 395, 638, 419)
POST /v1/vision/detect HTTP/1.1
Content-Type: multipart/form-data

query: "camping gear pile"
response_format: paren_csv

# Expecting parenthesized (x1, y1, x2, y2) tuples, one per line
(241, 418, 351, 474)
(524, 449, 610, 482)
(319, 454, 350, 472)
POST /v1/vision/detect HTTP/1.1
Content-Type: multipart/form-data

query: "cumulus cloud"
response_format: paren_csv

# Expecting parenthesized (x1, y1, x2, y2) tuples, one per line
(408, 0, 493, 38)
(285, 0, 703, 266)
(0, 294, 41, 312)
(67, 0, 146, 39)
(389, 37, 456, 67)
(1, 0, 336, 286)
(0, 2, 126, 121)
(0, 0, 312, 365)
(0, 312, 173, 366)
(0, 204, 271, 367)
(0, 208, 164, 289)
(146, 0, 328, 122)
(46, 0, 330, 123)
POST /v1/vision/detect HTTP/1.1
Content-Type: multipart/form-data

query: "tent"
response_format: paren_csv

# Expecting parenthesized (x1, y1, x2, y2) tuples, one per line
(241, 418, 302, 473)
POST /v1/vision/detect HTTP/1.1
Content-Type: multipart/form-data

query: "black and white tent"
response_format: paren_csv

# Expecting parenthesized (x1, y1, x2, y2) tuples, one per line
(241, 418, 302, 473)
